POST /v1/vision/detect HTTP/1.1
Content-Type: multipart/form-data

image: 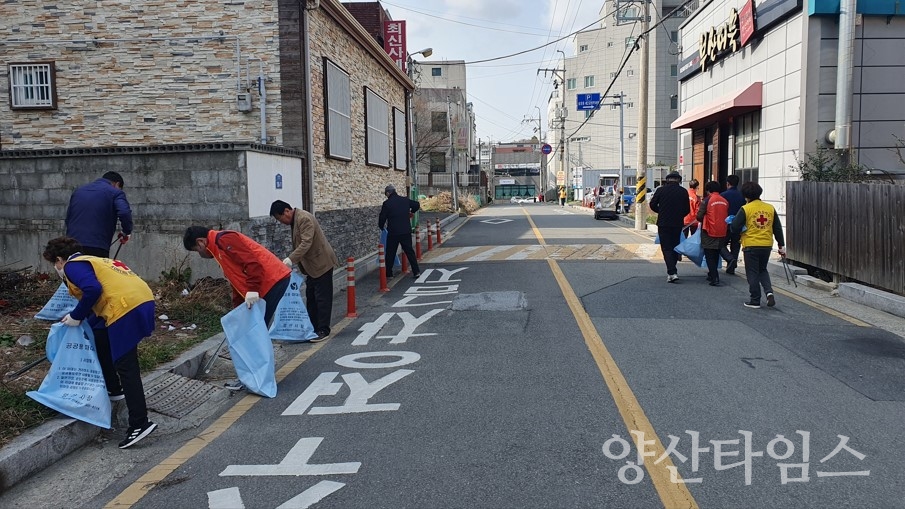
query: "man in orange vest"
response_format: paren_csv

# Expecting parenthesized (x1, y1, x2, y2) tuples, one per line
(183, 226, 290, 325)
(696, 181, 730, 286)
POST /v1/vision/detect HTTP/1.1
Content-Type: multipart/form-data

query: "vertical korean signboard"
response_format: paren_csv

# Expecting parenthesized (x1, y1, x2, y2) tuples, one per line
(383, 21, 407, 71)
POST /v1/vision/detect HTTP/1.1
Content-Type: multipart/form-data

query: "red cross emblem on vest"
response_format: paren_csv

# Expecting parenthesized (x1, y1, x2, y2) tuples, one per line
(755, 213, 769, 227)
(112, 260, 130, 271)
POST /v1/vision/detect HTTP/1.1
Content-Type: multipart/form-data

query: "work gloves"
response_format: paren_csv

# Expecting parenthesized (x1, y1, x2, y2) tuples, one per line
(282, 257, 293, 269)
(244, 291, 260, 309)
(61, 314, 81, 327)
(117, 232, 131, 244)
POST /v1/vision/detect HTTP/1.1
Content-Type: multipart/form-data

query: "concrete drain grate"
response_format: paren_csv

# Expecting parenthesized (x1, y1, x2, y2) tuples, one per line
(145, 372, 227, 419)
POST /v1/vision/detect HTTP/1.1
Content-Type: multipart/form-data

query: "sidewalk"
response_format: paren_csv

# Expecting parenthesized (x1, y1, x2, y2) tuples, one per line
(0, 212, 464, 494)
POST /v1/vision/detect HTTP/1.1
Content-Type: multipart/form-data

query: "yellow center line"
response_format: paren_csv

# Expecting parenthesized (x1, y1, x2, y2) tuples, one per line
(104, 316, 356, 508)
(547, 259, 698, 509)
(528, 207, 695, 507)
(522, 209, 547, 246)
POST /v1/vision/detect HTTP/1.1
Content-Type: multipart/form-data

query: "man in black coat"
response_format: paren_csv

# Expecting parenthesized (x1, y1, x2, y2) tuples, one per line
(378, 185, 421, 278)
(649, 172, 691, 282)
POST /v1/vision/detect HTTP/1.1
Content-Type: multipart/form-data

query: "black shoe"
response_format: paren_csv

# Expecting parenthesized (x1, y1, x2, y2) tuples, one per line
(118, 421, 157, 449)
(706, 274, 713, 282)
(743, 301, 761, 308)
(726, 259, 737, 275)
(309, 331, 330, 343)
(709, 280, 720, 286)
(386, 273, 395, 279)
(108, 390, 125, 402)
(412, 272, 421, 278)
(766, 293, 776, 307)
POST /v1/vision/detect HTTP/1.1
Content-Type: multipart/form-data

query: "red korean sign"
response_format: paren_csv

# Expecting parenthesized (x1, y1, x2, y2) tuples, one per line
(739, 0, 755, 47)
(383, 20, 407, 71)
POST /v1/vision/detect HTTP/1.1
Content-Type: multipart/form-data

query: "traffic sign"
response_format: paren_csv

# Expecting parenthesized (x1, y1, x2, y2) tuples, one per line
(576, 93, 601, 111)
(541, 144, 553, 155)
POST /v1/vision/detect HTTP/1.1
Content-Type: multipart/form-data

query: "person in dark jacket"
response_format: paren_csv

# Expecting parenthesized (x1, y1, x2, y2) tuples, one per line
(720, 174, 745, 274)
(649, 172, 691, 282)
(378, 184, 420, 278)
(65, 172, 133, 258)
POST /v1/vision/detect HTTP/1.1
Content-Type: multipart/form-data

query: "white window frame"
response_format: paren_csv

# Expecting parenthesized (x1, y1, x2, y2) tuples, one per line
(579, 44, 589, 52)
(566, 78, 577, 90)
(393, 107, 407, 171)
(324, 58, 352, 161)
(365, 87, 390, 168)
(9, 62, 56, 110)
(584, 75, 595, 88)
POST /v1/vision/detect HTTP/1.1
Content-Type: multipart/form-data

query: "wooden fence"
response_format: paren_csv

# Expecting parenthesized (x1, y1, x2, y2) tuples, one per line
(786, 181, 905, 295)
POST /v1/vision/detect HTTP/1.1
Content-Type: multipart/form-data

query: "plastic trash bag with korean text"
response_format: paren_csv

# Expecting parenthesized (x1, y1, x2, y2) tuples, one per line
(27, 322, 112, 428)
(34, 282, 80, 321)
(269, 271, 318, 342)
(220, 300, 277, 398)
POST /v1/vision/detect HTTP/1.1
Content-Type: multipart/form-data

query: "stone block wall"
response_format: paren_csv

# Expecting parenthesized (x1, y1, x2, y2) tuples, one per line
(0, 1, 283, 149)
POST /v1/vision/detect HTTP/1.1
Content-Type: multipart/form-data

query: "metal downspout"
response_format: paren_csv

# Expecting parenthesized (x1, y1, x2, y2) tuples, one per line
(833, 0, 856, 150)
(302, 5, 316, 213)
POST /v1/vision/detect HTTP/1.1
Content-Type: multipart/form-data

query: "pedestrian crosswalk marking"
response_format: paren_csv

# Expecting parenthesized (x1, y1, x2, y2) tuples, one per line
(421, 244, 661, 263)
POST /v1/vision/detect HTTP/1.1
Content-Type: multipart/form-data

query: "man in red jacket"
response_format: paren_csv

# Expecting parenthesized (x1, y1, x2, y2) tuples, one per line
(183, 226, 290, 325)
(696, 181, 730, 286)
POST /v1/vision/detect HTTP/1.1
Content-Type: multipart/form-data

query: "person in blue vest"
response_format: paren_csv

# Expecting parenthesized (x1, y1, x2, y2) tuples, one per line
(730, 182, 786, 308)
(720, 174, 745, 274)
(43, 236, 157, 448)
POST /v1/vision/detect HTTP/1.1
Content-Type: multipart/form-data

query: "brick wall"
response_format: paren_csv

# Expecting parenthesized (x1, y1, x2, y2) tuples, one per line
(0, 1, 283, 149)
(304, 2, 411, 264)
(341, 2, 390, 46)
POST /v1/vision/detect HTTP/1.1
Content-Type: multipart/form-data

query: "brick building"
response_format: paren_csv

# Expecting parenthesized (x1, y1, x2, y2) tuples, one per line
(0, 0, 414, 280)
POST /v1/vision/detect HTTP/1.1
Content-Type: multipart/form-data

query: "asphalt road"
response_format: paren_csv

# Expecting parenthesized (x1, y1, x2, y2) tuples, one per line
(3, 202, 904, 508)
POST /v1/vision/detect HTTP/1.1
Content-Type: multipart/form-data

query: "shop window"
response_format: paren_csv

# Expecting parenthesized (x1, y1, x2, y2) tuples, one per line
(734, 111, 761, 183)
(324, 58, 351, 160)
(429, 152, 446, 172)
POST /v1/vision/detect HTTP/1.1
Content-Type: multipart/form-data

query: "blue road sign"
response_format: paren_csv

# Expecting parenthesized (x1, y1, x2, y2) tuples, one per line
(576, 93, 602, 111)
(541, 144, 552, 155)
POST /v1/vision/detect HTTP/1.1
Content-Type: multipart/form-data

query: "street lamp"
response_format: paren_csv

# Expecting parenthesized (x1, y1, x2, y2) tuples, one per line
(407, 47, 432, 225)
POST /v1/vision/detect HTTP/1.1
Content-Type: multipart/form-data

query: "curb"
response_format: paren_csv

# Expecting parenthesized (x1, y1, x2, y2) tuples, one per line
(0, 335, 223, 493)
(0, 214, 469, 493)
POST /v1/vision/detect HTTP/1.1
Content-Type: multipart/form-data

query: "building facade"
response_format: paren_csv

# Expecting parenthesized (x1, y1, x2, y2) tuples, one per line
(673, 0, 905, 220)
(0, 0, 413, 278)
(546, 0, 684, 195)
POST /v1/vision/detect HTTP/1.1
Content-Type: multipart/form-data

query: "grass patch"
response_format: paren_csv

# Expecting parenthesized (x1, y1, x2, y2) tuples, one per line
(0, 385, 56, 446)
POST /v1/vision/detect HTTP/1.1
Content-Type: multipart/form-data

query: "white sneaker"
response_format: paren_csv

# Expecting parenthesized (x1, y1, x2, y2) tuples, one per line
(667, 274, 679, 283)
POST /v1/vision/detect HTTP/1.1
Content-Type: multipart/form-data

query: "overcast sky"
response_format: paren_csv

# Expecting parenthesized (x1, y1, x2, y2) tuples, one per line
(372, 0, 605, 145)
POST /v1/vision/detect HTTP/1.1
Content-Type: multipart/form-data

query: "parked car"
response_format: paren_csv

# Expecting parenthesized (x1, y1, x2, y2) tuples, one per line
(509, 196, 532, 204)
(621, 186, 636, 212)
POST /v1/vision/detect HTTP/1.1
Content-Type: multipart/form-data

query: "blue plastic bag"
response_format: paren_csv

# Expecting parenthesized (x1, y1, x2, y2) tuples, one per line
(27, 322, 112, 428)
(221, 301, 277, 398)
(269, 272, 318, 342)
(379, 229, 402, 268)
(675, 227, 704, 266)
(34, 282, 80, 321)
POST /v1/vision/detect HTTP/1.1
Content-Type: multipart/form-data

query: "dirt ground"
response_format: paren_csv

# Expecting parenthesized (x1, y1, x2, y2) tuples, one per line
(0, 266, 231, 447)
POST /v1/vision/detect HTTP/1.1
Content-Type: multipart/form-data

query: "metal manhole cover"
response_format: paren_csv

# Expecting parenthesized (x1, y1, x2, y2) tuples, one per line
(144, 372, 226, 419)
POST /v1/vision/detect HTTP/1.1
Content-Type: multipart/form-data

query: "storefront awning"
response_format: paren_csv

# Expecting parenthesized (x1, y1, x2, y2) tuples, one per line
(670, 82, 763, 130)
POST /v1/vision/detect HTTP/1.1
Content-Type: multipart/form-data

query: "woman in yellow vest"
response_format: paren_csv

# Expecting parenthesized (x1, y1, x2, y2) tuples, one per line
(559, 187, 567, 206)
(729, 182, 786, 308)
(43, 236, 157, 448)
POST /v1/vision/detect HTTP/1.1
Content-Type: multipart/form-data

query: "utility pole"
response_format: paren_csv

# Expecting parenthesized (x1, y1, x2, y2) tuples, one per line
(446, 95, 459, 211)
(539, 51, 566, 195)
(634, 0, 650, 230)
